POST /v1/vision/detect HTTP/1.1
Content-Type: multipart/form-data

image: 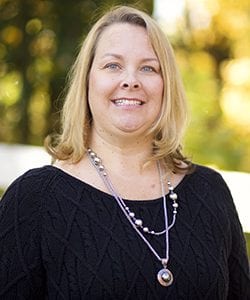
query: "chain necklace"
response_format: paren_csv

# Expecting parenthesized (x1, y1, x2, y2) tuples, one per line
(87, 148, 178, 287)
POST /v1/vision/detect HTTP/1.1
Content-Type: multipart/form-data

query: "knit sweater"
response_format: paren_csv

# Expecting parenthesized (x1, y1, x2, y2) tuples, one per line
(0, 165, 249, 299)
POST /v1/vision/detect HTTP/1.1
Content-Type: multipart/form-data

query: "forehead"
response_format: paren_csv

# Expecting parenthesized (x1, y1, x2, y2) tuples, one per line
(94, 23, 156, 57)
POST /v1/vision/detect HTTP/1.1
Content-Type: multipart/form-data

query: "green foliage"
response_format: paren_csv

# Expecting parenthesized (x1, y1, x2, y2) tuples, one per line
(244, 232, 250, 261)
(0, 0, 153, 145)
(171, 0, 250, 172)
(180, 51, 249, 171)
(0, 187, 5, 198)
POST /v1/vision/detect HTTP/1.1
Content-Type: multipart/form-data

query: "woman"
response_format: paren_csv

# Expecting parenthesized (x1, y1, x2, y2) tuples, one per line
(0, 6, 249, 300)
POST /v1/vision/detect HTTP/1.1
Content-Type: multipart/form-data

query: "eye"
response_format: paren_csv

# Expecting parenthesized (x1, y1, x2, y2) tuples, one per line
(104, 63, 121, 70)
(141, 65, 156, 72)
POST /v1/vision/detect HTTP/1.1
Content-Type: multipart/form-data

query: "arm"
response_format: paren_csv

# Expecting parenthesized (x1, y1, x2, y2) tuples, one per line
(224, 185, 250, 299)
(0, 175, 45, 299)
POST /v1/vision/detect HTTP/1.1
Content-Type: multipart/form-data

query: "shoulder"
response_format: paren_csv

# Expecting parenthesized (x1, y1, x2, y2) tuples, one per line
(0, 167, 58, 249)
(0, 164, 91, 226)
(191, 164, 223, 180)
(3, 165, 61, 197)
(0, 165, 75, 212)
(187, 164, 230, 193)
(180, 164, 236, 215)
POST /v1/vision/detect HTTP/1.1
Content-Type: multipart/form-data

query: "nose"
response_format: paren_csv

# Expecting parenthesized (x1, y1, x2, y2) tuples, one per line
(120, 72, 141, 89)
(121, 81, 140, 89)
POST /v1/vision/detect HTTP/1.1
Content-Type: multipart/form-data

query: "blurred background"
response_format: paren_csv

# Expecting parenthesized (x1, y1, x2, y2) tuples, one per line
(0, 0, 249, 253)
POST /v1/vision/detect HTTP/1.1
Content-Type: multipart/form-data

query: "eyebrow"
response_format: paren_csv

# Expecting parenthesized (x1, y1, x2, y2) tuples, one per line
(101, 53, 159, 63)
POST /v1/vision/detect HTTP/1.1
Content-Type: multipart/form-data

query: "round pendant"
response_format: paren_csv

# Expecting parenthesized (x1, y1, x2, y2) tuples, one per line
(157, 268, 174, 287)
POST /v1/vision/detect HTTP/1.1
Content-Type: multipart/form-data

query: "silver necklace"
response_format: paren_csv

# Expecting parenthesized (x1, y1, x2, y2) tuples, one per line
(87, 148, 178, 287)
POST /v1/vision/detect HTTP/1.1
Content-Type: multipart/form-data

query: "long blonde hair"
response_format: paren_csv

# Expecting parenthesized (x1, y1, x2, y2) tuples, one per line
(45, 5, 192, 172)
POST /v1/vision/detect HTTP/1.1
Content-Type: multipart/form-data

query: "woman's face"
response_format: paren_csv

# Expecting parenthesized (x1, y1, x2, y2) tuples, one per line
(88, 23, 164, 141)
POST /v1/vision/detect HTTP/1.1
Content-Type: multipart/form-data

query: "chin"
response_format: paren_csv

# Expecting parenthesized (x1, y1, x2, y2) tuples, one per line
(115, 121, 145, 131)
(116, 125, 147, 136)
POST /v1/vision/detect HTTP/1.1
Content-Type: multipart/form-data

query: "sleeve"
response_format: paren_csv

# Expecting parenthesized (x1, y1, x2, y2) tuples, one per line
(223, 182, 250, 300)
(0, 175, 46, 299)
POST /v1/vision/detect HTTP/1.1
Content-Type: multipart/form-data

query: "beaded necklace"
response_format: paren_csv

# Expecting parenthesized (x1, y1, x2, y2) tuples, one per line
(87, 148, 178, 287)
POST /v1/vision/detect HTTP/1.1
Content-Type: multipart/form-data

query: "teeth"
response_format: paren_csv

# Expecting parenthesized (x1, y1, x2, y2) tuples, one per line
(114, 99, 142, 106)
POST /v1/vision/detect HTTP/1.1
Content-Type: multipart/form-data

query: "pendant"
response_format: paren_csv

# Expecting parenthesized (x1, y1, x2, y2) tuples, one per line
(157, 268, 173, 286)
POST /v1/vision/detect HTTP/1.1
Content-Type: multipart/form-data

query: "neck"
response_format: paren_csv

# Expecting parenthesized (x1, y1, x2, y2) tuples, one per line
(89, 127, 154, 174)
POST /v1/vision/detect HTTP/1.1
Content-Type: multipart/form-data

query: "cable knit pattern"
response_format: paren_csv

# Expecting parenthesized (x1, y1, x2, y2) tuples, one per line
(0, 165, 249, 299)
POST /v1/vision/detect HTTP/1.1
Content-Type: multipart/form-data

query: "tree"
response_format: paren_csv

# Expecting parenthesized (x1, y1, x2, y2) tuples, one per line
(0, 0, 153, 145)
(169, 0, 250, 171)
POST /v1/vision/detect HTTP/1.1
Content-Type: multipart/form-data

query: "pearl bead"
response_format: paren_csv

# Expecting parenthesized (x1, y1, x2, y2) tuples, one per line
(99, 165, 104, 171)
(129, 212, 135, 218)
(172, 203, 178, 208)
(143, 227, 149, 233)
(170, 193, 178, 200)
(157, 268, 173, 286)
(162, 271, 171, 282)
(135, 219, 143, 227)
(94, 157, 101, 165)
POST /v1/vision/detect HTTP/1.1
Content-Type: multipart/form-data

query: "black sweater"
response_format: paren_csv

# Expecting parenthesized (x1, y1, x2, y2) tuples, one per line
(0, 165, 249, 299)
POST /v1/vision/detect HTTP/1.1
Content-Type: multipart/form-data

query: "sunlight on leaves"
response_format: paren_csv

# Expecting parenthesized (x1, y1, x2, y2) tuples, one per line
(25, 18, 43, 35)
(0, 25, 23, 47)
(0, 71, 22, 105)
(221, 88, 250, 128)
(221, 58, 250, 86)
(28, 89, 50, 137)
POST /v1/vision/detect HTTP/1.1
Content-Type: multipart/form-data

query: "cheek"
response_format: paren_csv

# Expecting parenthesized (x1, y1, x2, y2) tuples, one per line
(149, 79, 164, 116)
(88, 71, 95, 99)
(89, 71, 117, 98)
(88, 72, 99, 114)
(88, 72, 102, 96)
(147, 77, 164, 100)
(88, 74, 115, 116)
(156, 76, 164, 94)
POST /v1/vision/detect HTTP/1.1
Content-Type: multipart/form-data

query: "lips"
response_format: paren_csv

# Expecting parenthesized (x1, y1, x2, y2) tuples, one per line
(112, 98, 144, 106)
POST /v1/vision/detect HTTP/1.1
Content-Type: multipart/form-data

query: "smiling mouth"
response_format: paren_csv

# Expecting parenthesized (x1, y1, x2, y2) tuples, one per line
(112, 98, 144, 106)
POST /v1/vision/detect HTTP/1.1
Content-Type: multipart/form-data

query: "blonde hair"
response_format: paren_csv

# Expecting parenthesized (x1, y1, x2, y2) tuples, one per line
(45, 5, 192, 172)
